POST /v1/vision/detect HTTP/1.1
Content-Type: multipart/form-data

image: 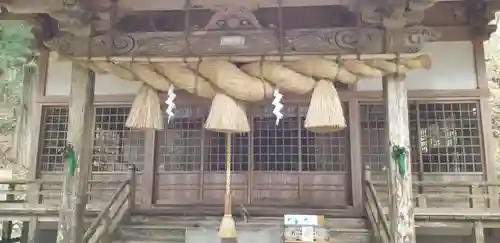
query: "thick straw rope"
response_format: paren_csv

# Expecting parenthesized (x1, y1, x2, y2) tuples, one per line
(64, 55, 431, 132)
(72, 55, 431, 96)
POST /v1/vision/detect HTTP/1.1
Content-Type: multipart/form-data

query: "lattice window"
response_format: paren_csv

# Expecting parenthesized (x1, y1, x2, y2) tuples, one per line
(156, 105, 250, 172)
(360, 102, 483, 173)
(157, 106, 204, 171)
(359, 103, 387, 171)
(252, 104, 349, 172)
(157, 103, 349, 172)
(417, 103, 482, 173)
(204, 131, 249, 172)
(93, 106, 145, 171)
(39, 106, 69, 172)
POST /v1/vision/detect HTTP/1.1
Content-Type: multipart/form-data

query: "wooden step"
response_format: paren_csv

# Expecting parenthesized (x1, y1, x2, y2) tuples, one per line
(129, 215, 367, 229)
(115, 227, 185, 242)
(113, 241, 181, 243)
(114, 216, 371, 243)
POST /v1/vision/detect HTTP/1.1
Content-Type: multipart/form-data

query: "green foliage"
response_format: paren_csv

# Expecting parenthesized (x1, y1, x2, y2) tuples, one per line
(0, 21, 34, 135)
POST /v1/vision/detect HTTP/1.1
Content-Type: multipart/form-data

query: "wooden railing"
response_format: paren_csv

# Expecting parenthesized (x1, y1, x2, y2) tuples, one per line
(367, 177, 500, 210)
(0, 166, 137, 243)
(0, 178, 131, 211)
(363, 167, 391, 243)
(410, 181, 500, 209)
(0, 178, 55, 243)
(82, 165, 136, 243)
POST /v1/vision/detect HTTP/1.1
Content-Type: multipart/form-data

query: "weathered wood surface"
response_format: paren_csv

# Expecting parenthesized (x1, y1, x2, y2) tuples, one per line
(382, 20, 415, 243)
(44, 26, 439, 58)
(84, 183, 131, 243)
(155, 171, 349, 208)
(83, 166, 136, 243)
(473, 221, 485, 243)
(0, 0, 439, 13)
(370, 177, 499, 210)
(364, 168, 391, 243)
(56, 63, 95, 243)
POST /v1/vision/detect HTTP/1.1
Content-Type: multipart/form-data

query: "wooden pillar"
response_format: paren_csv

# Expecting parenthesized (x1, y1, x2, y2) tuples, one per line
(349, 98, 363, 210)
(141, 130, 156, 207)
(23, 49, 48, 243)
(472, 39, 499, 208)
(382, 25, 416, 243)
(473, 221, 485, 243)
(56, 63, 95, 243)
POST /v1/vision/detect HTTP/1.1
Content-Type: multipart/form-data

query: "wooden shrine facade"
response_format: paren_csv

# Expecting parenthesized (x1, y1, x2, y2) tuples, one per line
(2, 0, 495, 212)
(35, 95, 487, 211)
(2, 1, 500, 243)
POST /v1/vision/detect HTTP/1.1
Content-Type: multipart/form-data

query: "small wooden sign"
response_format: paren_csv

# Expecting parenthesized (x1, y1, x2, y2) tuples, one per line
(283, 215, 328, 243)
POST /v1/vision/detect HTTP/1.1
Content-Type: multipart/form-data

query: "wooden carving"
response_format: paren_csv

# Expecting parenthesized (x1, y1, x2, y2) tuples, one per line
(44, 26, 440, 57)
(204, 5, 262, 30)
(358, 0, 438, 27)
(464, 0, 500, 40)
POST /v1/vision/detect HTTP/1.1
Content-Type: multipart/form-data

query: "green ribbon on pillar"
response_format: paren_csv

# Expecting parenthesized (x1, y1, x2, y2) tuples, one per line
(64, 144, 76, 177)
(391, 145, 408, 177)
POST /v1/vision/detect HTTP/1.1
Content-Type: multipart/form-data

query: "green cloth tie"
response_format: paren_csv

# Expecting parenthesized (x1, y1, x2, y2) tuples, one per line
(64, 145, 76, 177)
(391, 145, 408, 177)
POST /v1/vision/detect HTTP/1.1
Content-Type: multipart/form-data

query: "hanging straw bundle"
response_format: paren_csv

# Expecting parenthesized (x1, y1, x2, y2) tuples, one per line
(154, 62, 217, 99)
(205, 92, 250, 133)
(285, 58, 340, 81)
(196, 60, 273, 101)
(305, 80, 346, 133)
(240, 61, 316, 95)
(125, 84, 164, 130)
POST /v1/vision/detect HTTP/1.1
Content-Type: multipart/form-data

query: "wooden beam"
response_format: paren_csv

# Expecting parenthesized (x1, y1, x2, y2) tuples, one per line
(0, 0, 423, 12)
(55, 63, 95, 243)
(44, 26, 441, 58)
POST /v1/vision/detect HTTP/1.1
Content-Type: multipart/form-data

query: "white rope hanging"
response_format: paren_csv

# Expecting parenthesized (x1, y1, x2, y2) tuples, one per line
(165, 85, 176, 123)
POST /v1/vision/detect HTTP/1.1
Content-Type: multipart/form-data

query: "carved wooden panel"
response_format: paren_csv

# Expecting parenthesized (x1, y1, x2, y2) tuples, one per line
(44, 26, 440, 57)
